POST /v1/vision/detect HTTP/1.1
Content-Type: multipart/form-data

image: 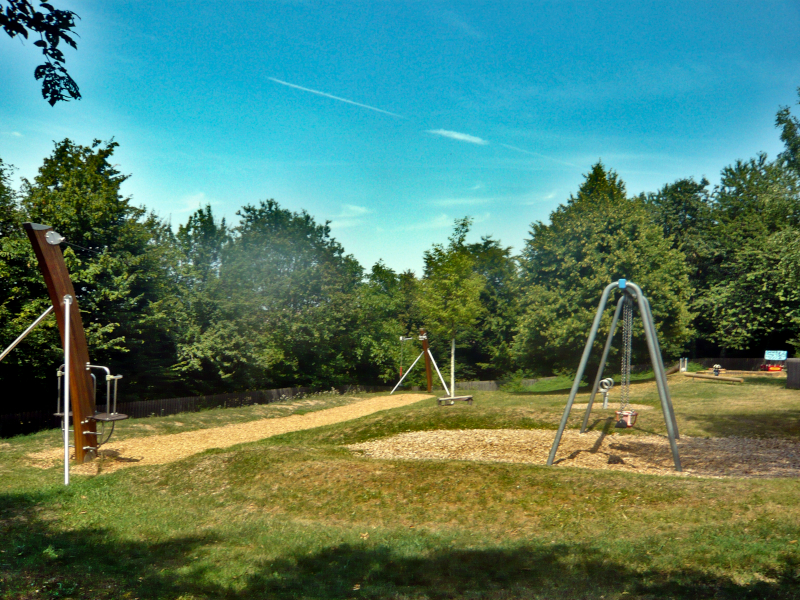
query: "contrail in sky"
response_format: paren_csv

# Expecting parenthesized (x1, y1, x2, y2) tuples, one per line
(269, 77, 408, 119)
(426, 129, 489, 145)
(500, 143, 576, 167)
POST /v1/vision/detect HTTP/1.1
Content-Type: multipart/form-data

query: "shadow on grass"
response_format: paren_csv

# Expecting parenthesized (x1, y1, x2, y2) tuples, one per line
(3, 492, 800, 600)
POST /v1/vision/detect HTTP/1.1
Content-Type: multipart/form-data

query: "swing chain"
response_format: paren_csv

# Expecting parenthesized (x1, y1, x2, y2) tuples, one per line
(620, 294, 633, 412)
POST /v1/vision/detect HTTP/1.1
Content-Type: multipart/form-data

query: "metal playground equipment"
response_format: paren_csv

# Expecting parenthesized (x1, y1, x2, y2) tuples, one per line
(546, 279, 682, 472)
(391, 329, 452, 397)
(0, 223, 127, 484)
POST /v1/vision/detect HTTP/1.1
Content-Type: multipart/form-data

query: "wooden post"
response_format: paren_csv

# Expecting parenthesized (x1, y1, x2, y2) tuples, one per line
(24, 223, 97, 463)
(420, 329, 433, 393)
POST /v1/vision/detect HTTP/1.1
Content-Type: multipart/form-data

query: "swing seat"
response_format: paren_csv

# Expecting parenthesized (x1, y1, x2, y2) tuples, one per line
(91, 412, 129, 422)
(614, 410, 638, 428)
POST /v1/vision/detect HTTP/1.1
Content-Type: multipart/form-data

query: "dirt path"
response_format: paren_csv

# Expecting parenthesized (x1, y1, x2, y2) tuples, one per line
(28, 394, 432, 475)
(347, 429, 800, 479)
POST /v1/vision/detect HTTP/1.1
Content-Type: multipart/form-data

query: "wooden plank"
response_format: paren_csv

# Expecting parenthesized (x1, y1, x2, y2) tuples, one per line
(24, 223, 97, 463)
(683, 372, 744, 383)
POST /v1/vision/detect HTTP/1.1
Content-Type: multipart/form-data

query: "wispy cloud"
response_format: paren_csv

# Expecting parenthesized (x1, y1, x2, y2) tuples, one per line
(437, 9, 484, 39)
(329, 204, 372, 229)
(521, 190, 560, 206)
(426, 129, 489, 145)
(2, 131, 23, 137)
(433, 197, 493, 207)
(500, 144, 576, 167)
(269, 78, 407, 119)
(398, 213, 454, 232)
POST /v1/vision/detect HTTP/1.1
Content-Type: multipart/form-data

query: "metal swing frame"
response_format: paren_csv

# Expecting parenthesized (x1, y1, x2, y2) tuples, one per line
(546, 279, 682, 472)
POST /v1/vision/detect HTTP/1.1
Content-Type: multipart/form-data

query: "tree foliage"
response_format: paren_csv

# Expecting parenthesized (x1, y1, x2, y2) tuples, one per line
(1, 0, 81, 105)
(776, 88, 800, 177)
(514, 163, 693, 374)
(693, 154, 800, 353)
(4, 97, 800, 415)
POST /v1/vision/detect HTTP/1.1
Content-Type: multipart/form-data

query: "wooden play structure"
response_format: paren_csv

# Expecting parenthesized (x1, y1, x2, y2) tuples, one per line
(0, 223, 127, 483)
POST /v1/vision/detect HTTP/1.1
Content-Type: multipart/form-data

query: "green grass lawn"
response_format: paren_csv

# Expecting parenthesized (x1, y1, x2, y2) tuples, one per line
(2, 377, 800, 599)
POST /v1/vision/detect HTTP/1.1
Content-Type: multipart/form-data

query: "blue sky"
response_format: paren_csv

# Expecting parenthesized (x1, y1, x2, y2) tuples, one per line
(2, 0, 799, 274)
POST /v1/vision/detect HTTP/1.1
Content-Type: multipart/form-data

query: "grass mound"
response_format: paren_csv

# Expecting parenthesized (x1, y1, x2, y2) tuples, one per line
(2, 377, 800, 599)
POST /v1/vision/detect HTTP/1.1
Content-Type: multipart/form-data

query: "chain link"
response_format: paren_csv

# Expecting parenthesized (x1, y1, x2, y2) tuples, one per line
(620, 295, 633, 412)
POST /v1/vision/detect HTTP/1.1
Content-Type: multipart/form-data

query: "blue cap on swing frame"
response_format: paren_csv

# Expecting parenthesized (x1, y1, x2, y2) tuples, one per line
(618, 279, 627, 289)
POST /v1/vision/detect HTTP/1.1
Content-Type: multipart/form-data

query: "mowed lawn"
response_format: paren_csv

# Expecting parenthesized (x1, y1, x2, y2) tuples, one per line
(1, 375, 800, 599)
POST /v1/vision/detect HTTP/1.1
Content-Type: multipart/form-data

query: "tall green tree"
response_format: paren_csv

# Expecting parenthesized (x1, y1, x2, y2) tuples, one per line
(694, 153, 800, 354)
(459, 235, 518, 379)
(514, 163, 692, 375)
(6, 139, 182, 402)
(776, 87, 800, 176)
(417, 218, 486, 394)
(175, 199, 364, 391)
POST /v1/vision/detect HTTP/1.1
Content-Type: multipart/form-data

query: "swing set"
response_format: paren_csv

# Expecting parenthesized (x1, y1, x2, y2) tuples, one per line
(547, 279, 682, 472)
(0, 223, 127, 484)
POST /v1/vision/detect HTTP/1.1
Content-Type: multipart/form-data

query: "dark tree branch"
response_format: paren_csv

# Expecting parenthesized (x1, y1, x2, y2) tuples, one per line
(1, 0, 81, 105)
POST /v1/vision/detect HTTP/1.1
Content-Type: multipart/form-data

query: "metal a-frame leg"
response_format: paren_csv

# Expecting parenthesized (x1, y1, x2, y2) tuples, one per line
(546, 282, 618, 466)
(580, 295, 625, 433)
(641, 296, 680, 439)
(627, 282, 681, 471)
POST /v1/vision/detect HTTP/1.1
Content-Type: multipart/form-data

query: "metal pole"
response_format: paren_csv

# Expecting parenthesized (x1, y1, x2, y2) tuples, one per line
(547, 281, 618, 466)
(63, 295, 72, 486)
(0, 305, 54, 363)
(391, 351, 425, 394)
(450, 337, 456, 398)
(627, 283, 681, 471)
(641, 296, 680, 438)
(580, 294, 626, 433)
(427, 349, 451, 397)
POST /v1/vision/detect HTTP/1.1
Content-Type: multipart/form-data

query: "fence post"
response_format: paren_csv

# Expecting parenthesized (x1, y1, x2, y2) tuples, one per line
(787, 359, 800, 390)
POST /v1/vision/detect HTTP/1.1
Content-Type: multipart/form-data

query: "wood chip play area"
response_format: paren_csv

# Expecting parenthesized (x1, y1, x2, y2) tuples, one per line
(26, 391, 800, 480)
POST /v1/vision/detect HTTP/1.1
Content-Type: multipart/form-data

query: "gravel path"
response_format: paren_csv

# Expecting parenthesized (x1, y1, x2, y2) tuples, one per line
(347, 429, 800, 479)
(28, 393, 432, 475)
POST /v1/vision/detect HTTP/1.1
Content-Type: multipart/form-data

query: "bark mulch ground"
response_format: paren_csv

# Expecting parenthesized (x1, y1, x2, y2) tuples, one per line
(347, 428, 800, 479)
(27, 393, 432, 475)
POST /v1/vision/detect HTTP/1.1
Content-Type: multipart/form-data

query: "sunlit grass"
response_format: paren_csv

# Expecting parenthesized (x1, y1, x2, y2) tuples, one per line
(2, 379, 800, 598)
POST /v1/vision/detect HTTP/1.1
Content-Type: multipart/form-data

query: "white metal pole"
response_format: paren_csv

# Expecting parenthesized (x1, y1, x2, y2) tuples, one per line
(390, 351, 425, 394)
(427, 349, 451, 397)
(450, 337, 455, 399)
(0, 305, 54, 363)
(63, 295, 72, 486)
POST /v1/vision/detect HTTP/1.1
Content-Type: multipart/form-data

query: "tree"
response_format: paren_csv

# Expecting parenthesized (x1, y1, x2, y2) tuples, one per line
(175, 199, 365, 391)
(12, 139, 183, 400)
(1, 0, 81, 105)
(514, 162, 692, 375)
(351, 261, 412, 383)
(462, 235, 518, 378)
(776, 87, 800, 176)
(417, 218, 486, 395)
(693, 154, 800, 354)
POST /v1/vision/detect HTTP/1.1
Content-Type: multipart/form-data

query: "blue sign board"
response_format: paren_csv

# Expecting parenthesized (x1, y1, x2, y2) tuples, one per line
(764, 350, 788, 361)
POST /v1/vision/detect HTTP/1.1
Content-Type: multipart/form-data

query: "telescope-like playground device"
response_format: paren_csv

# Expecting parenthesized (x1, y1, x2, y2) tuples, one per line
(0, 224, 127, 484)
